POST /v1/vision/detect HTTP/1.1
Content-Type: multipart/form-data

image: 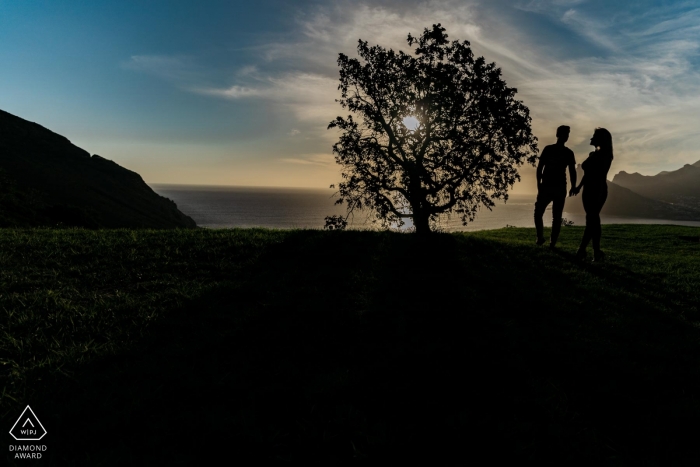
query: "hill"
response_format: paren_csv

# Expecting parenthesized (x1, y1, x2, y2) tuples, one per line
(613, 161, 700, 210)
(564, 165, 700, 220)
(1, 227, 699, 465)
(0, 109, 196, 228)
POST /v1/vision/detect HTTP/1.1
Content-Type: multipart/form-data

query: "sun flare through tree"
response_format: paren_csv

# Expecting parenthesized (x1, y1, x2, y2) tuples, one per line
(326, 24, 539, 234)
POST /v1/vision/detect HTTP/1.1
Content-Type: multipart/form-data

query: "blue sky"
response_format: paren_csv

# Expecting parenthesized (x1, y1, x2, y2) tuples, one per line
(1, 0, 699, 190)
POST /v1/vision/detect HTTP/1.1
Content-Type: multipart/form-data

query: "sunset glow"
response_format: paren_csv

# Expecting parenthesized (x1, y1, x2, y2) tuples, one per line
(1, 1, 699, 191)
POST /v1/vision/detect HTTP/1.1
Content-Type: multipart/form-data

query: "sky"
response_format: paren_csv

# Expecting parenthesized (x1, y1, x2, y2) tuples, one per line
(1, 0, 699, 192)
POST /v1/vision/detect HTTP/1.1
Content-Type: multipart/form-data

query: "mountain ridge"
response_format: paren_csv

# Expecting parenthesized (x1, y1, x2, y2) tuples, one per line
(0, 109, 196, 228)
(564, 165, 700, 221)
(612, 161, 700, 210)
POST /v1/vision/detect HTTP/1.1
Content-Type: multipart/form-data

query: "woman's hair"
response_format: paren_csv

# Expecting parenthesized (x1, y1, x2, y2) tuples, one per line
(594, 127, 613, 159)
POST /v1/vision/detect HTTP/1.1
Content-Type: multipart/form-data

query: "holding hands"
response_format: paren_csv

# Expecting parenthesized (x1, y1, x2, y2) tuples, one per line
(569, 185, 581, 197)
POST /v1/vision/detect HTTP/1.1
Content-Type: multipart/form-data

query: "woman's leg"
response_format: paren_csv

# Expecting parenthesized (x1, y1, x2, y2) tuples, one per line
(580, 223, 592, 250)
(579, 191, 594, 251)
(592, 191, 608, 252)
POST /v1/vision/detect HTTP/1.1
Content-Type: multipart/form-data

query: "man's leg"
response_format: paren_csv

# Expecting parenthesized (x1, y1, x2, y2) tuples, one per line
(550, 189, 566, 247)
(534, 191, 549, 245)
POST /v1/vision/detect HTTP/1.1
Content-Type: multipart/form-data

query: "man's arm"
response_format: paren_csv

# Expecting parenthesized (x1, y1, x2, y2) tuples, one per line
(567, 160, 577, 197)
(536, 147, 547, 191)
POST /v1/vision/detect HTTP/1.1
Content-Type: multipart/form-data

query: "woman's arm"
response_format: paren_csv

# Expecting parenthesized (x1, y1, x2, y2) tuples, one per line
(572, 152, 596, 196)
(569, 175, 586, 196)
(571, 174, 585, 196)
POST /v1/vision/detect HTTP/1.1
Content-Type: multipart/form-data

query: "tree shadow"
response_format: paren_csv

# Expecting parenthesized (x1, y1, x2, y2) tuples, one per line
(21, 231, 700, 466)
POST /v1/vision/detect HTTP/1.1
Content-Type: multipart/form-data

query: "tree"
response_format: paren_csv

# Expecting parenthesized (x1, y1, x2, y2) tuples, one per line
(326, 24, 538, 235)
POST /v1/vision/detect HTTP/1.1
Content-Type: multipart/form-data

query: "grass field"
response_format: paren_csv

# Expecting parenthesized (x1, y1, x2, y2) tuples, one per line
(1, 225, 699, 465)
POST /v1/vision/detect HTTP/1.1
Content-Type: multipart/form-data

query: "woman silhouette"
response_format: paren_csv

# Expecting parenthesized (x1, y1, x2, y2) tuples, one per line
(571, 128, 613, 261)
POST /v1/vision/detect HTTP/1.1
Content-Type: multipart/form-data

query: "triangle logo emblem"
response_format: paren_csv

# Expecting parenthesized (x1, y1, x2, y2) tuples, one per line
(9, 406, 47, 441)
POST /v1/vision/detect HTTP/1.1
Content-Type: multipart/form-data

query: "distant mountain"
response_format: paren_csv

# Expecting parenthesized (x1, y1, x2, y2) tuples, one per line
(564, 165, 700, 221)
(0, 109, 196, 228)
(612, 161, 700, 210)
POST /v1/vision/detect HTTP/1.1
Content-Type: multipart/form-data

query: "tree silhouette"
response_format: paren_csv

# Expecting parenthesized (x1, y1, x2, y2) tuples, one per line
(327, 24, 538, 235)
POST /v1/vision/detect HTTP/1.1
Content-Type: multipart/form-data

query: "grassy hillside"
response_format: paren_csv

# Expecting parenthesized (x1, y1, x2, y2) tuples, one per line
(1, 226, 699, 465)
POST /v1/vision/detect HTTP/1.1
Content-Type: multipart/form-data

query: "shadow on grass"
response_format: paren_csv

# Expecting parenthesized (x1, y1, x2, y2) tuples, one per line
(11, 231, 700, 466)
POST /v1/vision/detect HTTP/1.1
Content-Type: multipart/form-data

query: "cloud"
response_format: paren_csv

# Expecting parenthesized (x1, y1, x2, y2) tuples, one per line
(560, 9, 620, 51)
(633, 6, 700, 38)
(127, 1, 700, 176)
(195, 85, 265, 99)
(280, 153, 334, 165)
(281, 2, 700, 174)
(192, 1, 484, 145)
(253, 3, 476, 73)
(511, 4, 700, 172)
(288, 129, 301, 136)
(202, 72, 338, 117)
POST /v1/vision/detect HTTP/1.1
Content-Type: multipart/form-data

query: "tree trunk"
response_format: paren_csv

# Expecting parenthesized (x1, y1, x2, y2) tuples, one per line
(413, 211, 431, 236)
(409, 178, 431, 236)
(408, 173, 431, 236)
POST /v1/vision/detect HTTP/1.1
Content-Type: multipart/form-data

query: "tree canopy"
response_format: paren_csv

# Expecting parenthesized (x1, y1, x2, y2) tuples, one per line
(326, 24, 538, 234)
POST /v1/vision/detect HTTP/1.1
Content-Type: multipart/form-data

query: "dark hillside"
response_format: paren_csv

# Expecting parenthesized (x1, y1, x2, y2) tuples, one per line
(0, 109, 195, 228)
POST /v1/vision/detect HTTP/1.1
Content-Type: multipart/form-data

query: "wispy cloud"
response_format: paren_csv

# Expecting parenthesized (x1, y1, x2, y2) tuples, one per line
(560, 9, 620, 51)
(195, 70, 340, 143)
(190, 1, 483, 144)
(291, 2, 700, 173)
(633, 6, 700, 38)
(126, 1, 700, 176)
(195, 85, 265, 99)
(280, 153, 334, 165)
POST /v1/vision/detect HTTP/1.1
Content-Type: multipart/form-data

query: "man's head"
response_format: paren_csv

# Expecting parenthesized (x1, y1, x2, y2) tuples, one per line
(556, 125, 570, 143)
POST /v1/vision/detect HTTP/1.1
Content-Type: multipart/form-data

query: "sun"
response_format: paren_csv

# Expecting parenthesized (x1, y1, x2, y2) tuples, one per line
(402, 116, 420, 131)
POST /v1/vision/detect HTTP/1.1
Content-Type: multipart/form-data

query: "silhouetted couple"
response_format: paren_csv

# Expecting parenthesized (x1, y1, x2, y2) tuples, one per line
(535, 126, 614, 261)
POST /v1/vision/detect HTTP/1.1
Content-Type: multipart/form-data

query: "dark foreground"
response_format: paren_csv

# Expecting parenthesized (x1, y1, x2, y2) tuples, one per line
(1, 226, 699, 465)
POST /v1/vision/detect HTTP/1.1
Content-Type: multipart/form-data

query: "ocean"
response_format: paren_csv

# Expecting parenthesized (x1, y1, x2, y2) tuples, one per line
(151, 184, 700, 231)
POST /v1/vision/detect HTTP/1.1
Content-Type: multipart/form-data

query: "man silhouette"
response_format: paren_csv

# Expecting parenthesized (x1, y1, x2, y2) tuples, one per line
(535, 125, 577, 247)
